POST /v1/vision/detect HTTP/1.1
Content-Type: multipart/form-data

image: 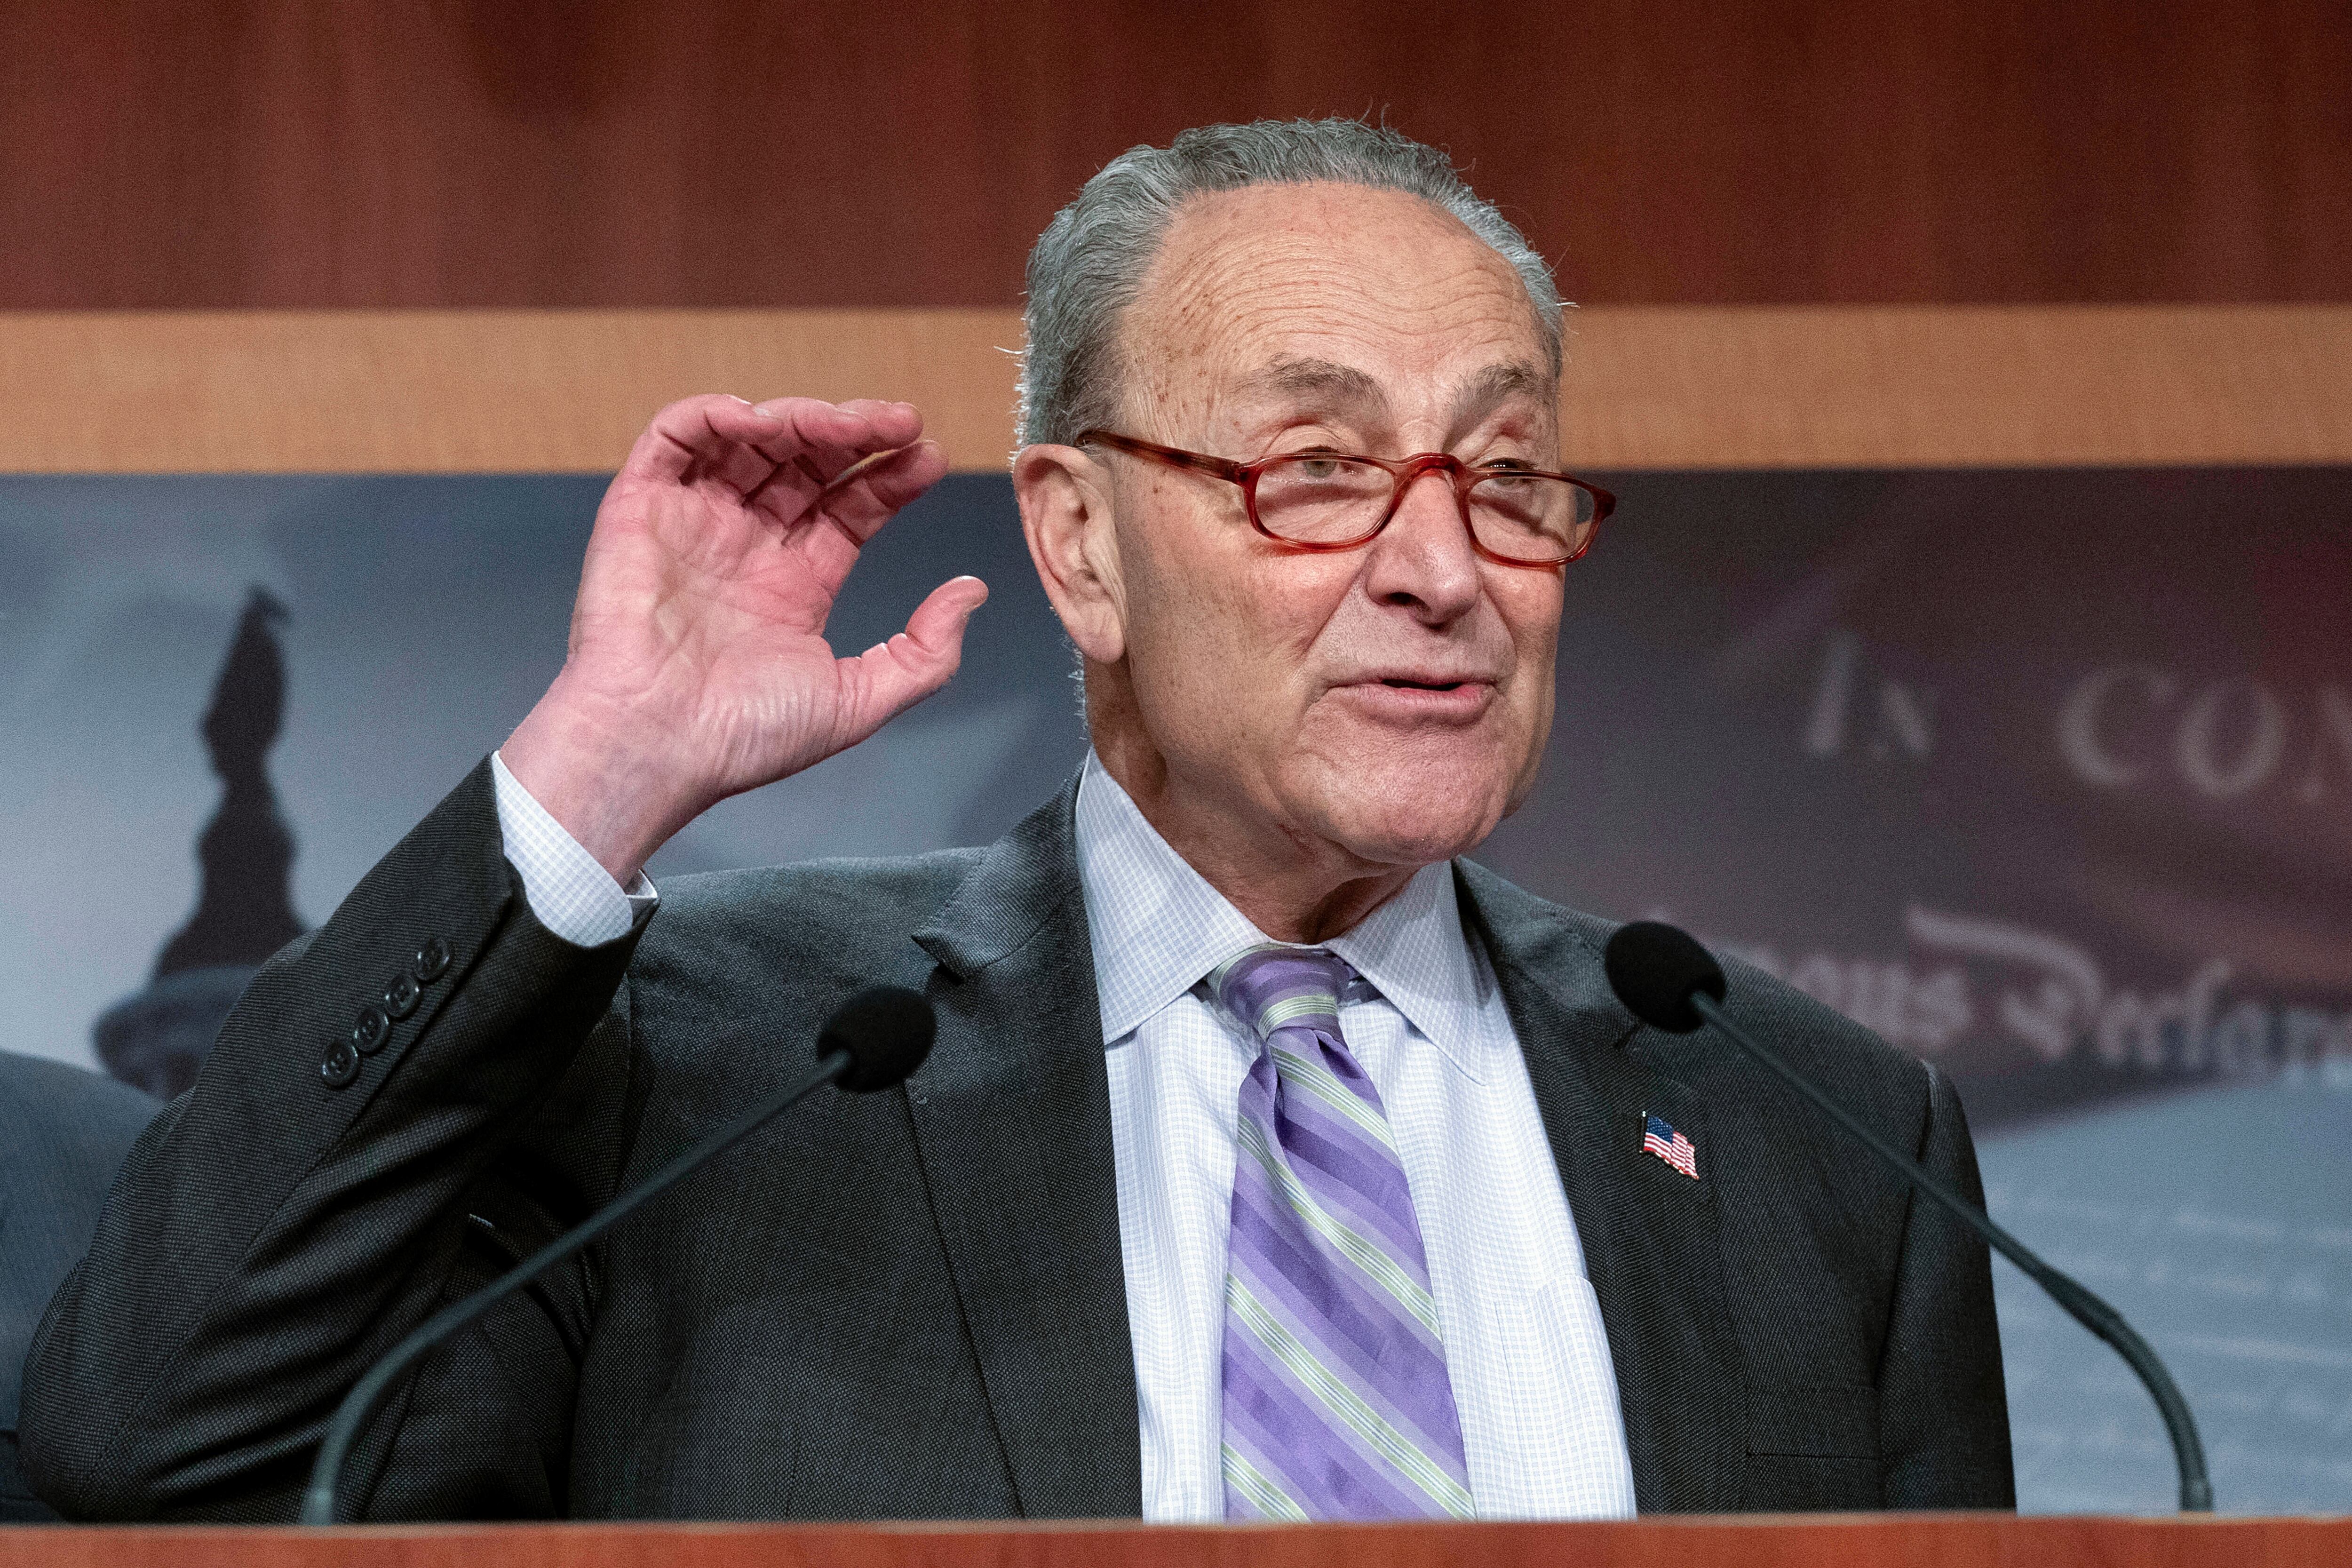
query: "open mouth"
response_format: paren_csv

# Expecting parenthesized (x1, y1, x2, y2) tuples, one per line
(1380, 677, 1466, 692)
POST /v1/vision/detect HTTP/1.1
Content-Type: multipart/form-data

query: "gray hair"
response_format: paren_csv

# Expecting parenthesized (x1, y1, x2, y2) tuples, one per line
(1016, 119, 1564, 452)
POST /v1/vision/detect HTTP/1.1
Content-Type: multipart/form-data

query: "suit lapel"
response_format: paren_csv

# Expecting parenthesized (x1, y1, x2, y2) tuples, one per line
(904, 780, 1142, 1518)
(1455, 862, 1746, 1514)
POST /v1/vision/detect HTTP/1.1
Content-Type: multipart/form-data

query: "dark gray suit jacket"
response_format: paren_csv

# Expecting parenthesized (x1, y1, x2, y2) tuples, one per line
(22, 760, 2011, 1521)
(1, 1051, 159, 1520)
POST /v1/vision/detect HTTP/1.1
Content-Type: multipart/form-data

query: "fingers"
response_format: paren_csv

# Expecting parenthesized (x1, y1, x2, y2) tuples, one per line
(825, 436, 953, 526)
(618, 394, 925, 504)
(781, 439, 953, 593)
(620, 394, 790, 489)
(826, 398, 926, 444)
(834, 575, 989, 743)
(739, 397, 924, 511)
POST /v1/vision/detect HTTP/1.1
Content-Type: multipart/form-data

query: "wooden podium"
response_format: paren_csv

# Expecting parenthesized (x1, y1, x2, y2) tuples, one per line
(1, 1516, 2345, 1567)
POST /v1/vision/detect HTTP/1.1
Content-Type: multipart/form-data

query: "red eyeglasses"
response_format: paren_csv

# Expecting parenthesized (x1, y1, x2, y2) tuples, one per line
(1077, 429, 1613, 569)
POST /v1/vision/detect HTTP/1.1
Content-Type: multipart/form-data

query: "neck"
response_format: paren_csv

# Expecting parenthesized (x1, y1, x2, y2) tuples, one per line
(1090, 698, 1419, 947)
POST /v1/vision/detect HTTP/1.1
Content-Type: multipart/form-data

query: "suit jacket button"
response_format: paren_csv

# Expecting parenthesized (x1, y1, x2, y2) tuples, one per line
(351, 1005, 392, 1055)
(320, 1038, 362, 1088)
(411, 936, 452, 983)
(380, 971, 422, 1019)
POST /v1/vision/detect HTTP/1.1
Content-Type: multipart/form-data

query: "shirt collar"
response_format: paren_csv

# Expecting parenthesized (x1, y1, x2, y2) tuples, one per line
(1075, 753, 1265, 1046)
(1324, 856, 1494, 1083)
(1072, 753, 1494, 1081)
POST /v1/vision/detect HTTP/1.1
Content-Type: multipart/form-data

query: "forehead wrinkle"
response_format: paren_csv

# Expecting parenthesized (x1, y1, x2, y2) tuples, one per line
(1121, 184, 1551, 444)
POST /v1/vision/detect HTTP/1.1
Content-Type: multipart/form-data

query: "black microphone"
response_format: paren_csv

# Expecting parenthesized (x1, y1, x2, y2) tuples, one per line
(298, 986, 935, 1525)
(1603, 920, 2214, 1513)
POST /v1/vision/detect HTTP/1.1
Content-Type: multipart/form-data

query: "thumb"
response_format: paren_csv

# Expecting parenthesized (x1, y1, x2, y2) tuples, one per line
(834, 576, 989, 741)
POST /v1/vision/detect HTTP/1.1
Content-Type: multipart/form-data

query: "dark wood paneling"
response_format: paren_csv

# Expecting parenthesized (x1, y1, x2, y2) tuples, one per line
(1, 0, 2345, 309)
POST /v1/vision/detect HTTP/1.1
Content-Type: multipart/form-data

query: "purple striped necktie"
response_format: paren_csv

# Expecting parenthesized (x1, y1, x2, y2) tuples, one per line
(1212, 943, 1474, 1521)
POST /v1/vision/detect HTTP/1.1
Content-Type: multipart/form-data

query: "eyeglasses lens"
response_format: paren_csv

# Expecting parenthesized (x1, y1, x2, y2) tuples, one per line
(1251, 456, 1395, 544)
(1467, 472, 1594, 563)
(1253, 454, 1593, 562)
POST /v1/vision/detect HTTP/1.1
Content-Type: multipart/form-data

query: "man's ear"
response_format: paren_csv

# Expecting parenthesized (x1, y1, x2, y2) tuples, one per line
(1013, 442, 1128, 664)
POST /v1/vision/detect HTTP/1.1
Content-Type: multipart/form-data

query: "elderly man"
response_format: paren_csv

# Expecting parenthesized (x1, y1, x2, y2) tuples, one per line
(24, 120, 2010, 1523)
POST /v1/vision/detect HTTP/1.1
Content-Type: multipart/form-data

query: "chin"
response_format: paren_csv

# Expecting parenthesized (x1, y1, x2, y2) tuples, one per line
(1290, 746, 1516, 868)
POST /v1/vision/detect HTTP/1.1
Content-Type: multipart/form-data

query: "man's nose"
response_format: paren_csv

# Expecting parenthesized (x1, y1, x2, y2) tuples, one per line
(1361, 469, 1482, 623)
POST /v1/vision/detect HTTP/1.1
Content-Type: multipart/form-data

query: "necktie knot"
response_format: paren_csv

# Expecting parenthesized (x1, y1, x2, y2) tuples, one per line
(1212, 944, 1354, 1042)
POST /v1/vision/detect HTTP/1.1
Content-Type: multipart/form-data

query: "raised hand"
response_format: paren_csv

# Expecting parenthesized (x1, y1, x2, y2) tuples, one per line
(501, 393, 985, 883)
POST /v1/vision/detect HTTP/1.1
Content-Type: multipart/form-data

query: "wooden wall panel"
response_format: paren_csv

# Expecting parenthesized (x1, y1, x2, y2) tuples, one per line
(6, 306, 2345, 473)
(0, 0, 2344, 311)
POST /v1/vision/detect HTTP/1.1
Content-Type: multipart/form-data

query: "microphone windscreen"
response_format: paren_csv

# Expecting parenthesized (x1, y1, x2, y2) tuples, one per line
(818, 987, 937, 1092)
(1603, 921, 1728, 1035)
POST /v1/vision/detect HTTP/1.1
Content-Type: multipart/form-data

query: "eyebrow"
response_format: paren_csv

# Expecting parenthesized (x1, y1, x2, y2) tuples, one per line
(1457, 361, 1551, 418)
(1240, 356, 1390, 414)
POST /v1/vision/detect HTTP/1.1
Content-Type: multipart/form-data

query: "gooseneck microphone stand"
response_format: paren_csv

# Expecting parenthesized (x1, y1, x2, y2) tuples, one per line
(1605, 921, 2213, 1513)
(300, 987, 933, 1525)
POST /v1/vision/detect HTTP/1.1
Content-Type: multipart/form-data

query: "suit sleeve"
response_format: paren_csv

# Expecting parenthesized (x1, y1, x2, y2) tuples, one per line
(20, 758, 647, 1522)
(1875, 1062, 2017, 1508)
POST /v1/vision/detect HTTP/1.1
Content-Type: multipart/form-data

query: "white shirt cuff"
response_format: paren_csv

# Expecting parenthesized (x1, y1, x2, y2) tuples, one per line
(489, 750, 657, 947)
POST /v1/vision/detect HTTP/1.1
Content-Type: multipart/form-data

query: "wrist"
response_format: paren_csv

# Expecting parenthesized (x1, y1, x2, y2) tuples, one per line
(500, 673, 711, 884)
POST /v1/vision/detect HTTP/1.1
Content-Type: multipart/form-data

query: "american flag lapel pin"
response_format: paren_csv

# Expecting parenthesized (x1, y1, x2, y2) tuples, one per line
(1641, 1113, 1700, 1180)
